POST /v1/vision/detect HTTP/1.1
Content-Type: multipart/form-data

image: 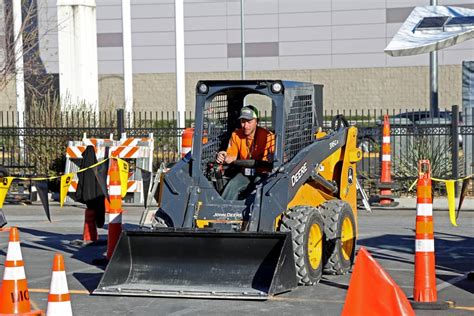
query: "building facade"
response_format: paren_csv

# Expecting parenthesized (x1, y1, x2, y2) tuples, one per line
(1, 0, 473, 113)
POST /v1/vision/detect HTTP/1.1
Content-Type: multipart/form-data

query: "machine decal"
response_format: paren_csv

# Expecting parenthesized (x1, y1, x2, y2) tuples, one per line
(348, 167, 354, 185)
(291, 162, 308, 187)
(213, 212, 243, 219)
(329, 140, 339, 149)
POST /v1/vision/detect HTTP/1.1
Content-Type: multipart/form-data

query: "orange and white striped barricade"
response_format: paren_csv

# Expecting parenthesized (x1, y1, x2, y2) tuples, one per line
(411, 160, 451, 310)
(64, 134, 115, 200)
(109, 133, 154, 204)
(64, 134, 115, 245)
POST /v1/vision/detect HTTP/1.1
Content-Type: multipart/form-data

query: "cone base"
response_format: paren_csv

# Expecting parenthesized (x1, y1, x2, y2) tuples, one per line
(0, 309, 44, 316)
(409, 299, 454, 310)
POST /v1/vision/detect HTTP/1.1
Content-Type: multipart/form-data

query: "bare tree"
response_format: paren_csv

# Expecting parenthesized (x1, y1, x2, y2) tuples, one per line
(1, 0, 58, 109)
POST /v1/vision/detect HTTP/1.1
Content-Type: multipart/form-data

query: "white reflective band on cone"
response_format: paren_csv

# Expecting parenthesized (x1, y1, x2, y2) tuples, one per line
(383, 136, 390, 143)
(416, 203, 433, 216)
(49, 271, 69, 294)
(109, 185, 121, 196)
(47, 301, 73, 316)
(382, 154, 391, 161)
(109, 213, 122, 224)
(415, 239, 435, 252)
(6, 241, 23, 261)
(3, 266, 26, 280)
(182, 147, 191, 154)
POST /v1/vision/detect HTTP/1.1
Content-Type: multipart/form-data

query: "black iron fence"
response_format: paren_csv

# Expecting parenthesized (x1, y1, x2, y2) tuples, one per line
(0, 106, 470, 195)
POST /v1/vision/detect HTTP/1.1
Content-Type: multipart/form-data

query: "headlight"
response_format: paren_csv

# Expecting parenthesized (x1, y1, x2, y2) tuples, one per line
(198, 83, 208, 94)
(271, 82, 282, 94)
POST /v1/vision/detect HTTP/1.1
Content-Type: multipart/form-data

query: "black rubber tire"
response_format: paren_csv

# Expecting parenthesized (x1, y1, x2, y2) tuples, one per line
(320, 200, 356, 275)
(281, 206, 325, 285)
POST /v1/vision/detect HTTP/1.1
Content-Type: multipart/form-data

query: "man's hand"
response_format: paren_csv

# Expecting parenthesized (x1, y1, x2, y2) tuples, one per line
(216, 151, 227, 164)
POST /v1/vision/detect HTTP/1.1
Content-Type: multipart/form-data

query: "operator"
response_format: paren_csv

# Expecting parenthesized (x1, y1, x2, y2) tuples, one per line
(216, 105, 274, 200)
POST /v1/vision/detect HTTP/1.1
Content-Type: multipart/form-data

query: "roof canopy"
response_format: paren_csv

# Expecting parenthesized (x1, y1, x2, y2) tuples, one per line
(384, 6, 474, 57)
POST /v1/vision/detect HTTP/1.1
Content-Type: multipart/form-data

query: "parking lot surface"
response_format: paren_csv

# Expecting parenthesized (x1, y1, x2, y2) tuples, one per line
(0, 199, 473, 315)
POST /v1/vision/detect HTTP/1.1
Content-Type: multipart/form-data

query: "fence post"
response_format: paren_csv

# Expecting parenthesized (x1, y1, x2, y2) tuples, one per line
(451, 104, 459, 196)
(117, 109, 124, 137)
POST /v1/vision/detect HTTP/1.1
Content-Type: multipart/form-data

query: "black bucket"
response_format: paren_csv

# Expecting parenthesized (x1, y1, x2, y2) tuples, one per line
(93, 228, 297, 299)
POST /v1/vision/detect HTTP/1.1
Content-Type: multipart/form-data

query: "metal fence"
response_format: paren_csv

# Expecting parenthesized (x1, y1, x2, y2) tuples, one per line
(0, 106, 469, 195)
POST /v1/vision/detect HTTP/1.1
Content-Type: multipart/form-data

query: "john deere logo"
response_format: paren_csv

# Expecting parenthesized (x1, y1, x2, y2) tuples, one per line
(65, 176, 71, 184)
(2, 178, 8, 185)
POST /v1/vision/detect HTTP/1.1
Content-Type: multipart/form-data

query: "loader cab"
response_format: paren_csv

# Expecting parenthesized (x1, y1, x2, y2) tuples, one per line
(191, 80, 323, 195)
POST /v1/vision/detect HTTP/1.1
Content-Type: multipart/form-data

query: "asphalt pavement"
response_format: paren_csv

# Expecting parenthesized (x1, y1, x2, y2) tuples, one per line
(0, 198, 473, 315)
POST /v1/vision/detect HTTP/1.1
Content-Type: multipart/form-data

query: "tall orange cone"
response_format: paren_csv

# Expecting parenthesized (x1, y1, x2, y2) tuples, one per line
(411, 160, 451, 310)
(0, 227, 43, 315)
(413, 160, 437, 301)
(46, 253, 73, 316)
(377, 114, 397, 206)
(341, 247, 415, 316)
(106, 158, 123, 260)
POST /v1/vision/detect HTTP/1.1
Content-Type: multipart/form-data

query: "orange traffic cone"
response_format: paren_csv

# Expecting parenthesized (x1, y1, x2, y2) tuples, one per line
(411, 160, 452, 310)
(413, 160, 437, 301)
(377, 114, 397, 206)
(181, 128, 194, 158)
(106, 158, 123, 260)
(46, 253, 73, 316)
(83, 208, 98, 243)
(341, 247, 414, 316)
(0, 227, 43, 315)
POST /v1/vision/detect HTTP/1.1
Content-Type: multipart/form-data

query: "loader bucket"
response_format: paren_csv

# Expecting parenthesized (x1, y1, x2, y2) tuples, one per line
(93, 228, 297, 299)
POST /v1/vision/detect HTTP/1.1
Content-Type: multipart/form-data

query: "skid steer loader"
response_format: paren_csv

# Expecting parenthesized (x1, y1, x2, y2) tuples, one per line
(94, 80, 362, 300)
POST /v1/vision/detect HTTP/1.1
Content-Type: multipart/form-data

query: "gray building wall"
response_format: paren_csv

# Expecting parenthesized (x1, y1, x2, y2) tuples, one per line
(1, 0, 473, 112)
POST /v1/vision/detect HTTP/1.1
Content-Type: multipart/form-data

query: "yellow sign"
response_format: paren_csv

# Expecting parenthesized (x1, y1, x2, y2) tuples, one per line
(0, 177, 14, 209)
(116, 158, 129, 198)
(60, 173, 74, 208)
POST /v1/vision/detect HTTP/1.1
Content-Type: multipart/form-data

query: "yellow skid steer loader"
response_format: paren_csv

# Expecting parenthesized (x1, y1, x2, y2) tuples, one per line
(94, 80, 361, 299)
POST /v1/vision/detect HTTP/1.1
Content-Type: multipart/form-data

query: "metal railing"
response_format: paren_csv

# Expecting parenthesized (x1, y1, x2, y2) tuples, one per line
(0, 106, 468, 196)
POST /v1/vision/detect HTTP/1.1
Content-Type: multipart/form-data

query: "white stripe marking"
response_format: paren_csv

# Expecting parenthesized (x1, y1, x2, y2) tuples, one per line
(416, 239, 435, 252)
(109, 213, 122, 224)
(382, 154, 391, 161)
(46, 301, 73, 316)
(3, 266, 26, 280)
(6, 241, 23, 261)
(109, 185, 121, 196)
(49, 271, 69, 294)
(416, 203, 433, 216)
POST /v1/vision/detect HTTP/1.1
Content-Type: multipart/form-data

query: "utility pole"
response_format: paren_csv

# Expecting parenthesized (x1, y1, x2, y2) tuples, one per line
(240, 0, 245, 80)
(430, 0, 439, 117)
(175, 0, 185, 154)
(13, 0, 25, 163)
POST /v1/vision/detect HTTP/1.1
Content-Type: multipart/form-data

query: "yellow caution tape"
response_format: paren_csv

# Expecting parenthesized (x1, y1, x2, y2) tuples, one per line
(445, 180, 457, 227)
(0, 157, 131, 209)
(12, 158, 111, 181)
(409, 174, 474, 227)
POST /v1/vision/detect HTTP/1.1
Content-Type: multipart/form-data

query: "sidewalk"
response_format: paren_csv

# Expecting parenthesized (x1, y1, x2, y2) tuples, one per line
(373, 196, 474, 211)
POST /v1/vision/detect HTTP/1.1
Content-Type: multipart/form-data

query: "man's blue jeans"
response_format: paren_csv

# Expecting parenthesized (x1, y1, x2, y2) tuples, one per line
(221, 173, 254, 200)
